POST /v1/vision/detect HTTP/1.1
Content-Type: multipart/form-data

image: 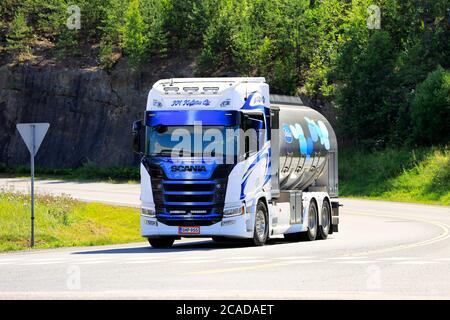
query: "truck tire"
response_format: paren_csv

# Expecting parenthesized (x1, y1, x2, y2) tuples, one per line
(317, 200, 331, 240)
(148, 237, 175, 248)
(250, 201, 269, 246)
(299, 200, 318, 241)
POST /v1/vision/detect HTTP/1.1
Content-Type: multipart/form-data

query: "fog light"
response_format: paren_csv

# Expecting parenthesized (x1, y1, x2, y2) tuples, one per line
(141, 207, 156, 218)
(221, 220, 236, 226)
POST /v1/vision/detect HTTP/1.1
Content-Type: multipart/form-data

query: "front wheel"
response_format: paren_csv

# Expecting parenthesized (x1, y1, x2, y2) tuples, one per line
(249, 201, 269, 246)
(148, 237, 175, 248)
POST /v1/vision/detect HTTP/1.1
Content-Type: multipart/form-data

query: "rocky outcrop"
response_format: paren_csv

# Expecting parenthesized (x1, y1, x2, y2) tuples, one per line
(0, 56, 197, 168)
(0, 55, 337, 168)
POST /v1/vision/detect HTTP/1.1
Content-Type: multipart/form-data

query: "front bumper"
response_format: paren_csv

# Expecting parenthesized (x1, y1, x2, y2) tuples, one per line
(141, 214, 253, 239)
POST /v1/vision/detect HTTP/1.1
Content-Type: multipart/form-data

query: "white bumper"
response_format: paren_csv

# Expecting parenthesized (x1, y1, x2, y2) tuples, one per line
(141, 214, 253, 239)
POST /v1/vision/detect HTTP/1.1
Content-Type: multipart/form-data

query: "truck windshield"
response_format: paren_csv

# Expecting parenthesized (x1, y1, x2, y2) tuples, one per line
(147, 125, 239, 158)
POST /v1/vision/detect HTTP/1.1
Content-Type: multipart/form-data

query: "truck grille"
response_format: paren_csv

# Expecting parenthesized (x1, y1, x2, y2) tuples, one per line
(145, 162, 234, 227)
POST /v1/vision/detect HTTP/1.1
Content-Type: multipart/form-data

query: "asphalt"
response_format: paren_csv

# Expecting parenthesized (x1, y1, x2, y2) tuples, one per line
(0, 178, 449, 299)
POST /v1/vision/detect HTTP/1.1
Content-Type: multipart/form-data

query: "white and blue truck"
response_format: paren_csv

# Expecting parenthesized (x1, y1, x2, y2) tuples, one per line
(132, 77, 339, 248)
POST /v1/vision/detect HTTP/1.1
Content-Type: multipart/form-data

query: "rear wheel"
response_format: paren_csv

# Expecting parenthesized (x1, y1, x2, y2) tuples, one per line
(317, 200, 331, 240)
(299, 200, 318, 241)
(148, 237, 175, 248)
(250, 201, 269, 246)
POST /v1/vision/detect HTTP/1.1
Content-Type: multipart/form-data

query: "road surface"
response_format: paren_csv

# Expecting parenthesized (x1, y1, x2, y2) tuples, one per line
(0, 178, 449, 299)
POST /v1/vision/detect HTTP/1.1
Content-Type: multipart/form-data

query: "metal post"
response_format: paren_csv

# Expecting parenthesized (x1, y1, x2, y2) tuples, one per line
(30, 125, 35, 247)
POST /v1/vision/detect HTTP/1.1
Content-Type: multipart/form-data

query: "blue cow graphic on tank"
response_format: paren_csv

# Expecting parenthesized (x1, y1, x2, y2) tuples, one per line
(282, 118, 330, 158)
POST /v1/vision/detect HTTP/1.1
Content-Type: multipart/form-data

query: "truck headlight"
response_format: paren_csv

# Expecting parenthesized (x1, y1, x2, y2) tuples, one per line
(141, 207, 156, 218)
(223, 204, 245, 217)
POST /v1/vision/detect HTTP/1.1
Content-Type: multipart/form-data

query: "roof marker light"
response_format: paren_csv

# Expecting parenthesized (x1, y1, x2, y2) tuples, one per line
(163, 86, 180, 94)
(203, 87, 219, 94)
(183, 87, 199, 94)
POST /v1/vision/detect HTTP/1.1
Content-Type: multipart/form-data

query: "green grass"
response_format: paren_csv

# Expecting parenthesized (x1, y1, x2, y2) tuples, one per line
(340, 147, 450, 206)
(0, 191, 142, 252)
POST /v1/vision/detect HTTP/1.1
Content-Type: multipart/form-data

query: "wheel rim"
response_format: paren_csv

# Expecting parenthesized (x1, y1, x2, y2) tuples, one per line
(255, 209, 266, 241)
(322, 202, 330, 234)
(308, 204, 317, 238)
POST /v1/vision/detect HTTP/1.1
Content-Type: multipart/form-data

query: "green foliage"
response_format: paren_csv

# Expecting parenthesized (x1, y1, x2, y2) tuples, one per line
(99, 41, 115, 69)
(334, 30, 397, 147)
(6, 11, 32, 54)
(411, 66, 450, 146)
(164, 0, 214, 49)
(55, 28, 81, 57)
(340, 147, 450, 205)
(140, 0, 169, 56)
(121, 0, 148, 69)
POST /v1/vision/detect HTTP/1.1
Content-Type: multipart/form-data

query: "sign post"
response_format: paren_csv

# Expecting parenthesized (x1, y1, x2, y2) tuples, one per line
(16, 123, 49, 247)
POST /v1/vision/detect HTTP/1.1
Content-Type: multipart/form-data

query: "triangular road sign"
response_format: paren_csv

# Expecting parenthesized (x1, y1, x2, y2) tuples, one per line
(17, 123, 50, 156)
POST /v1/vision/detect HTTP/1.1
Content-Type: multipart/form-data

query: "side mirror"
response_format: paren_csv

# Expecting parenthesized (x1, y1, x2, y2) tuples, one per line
(132, 120, 144, 154)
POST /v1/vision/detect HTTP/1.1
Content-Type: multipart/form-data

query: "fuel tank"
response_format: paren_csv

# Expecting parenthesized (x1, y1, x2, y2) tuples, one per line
(272, 101, 338, 196)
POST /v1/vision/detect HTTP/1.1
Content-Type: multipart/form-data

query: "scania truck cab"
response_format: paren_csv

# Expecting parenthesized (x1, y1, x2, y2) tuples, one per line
(133, 77, 339, 248)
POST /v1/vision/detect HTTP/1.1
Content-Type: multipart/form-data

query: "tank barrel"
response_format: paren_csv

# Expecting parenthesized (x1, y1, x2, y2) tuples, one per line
(270, 96, 338, 197)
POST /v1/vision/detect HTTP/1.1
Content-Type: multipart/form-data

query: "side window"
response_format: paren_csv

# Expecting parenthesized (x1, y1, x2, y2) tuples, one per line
(242, 113, 266, 158)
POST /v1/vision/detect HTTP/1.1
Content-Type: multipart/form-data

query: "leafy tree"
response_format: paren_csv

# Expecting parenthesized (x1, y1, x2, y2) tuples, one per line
(140, 0, 168, 56)
(334, 30, 397, 147)
(6, 11, 32, 54)
(121, 0, 148, 69)
(411, 66, 450, 146)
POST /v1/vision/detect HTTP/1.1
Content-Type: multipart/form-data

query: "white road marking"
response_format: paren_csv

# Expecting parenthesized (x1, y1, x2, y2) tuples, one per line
(0, 259, 21, 262)
(395, 261, 438, 265)
(335, 260, 377, 264)
(121, 260, 165, 264)
(19, 261, 66, 266)
(170, 256, 215, 261)
(226, 260, 267, 264)
(282, 260, 323, 264)
(327, 257, 368, 260)
(273, 256, 317, 260)
(175, 259, 219, 264)
(223, 257, 263, 260)
(25, 258, 68, 262)
(377, 257, 418, 261)
(76, 260, 110, 265)
(435, 258, 450, 261)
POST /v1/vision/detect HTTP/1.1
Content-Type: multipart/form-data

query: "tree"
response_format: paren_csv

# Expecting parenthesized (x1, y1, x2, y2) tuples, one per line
(6, 11, 32, 54)
(334, 30, 397, 147)
(411, 66, 450, 146)
(121, 0, 148, 69)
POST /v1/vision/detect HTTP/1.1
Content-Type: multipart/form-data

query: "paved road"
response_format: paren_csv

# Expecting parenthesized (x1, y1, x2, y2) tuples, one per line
(0, 178, 449, 299)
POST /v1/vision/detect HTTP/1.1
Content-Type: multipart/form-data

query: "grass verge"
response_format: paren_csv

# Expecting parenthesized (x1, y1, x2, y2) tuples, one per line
(340, 147, 450, 205)
(0, 190, 141, 252)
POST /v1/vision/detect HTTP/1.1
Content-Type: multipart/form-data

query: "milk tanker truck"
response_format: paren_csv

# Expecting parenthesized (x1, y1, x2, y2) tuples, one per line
(132, 77, 339, 248)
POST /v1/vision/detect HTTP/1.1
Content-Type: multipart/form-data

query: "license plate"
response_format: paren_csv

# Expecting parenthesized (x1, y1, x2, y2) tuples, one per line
(178, 226, 200, 235)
